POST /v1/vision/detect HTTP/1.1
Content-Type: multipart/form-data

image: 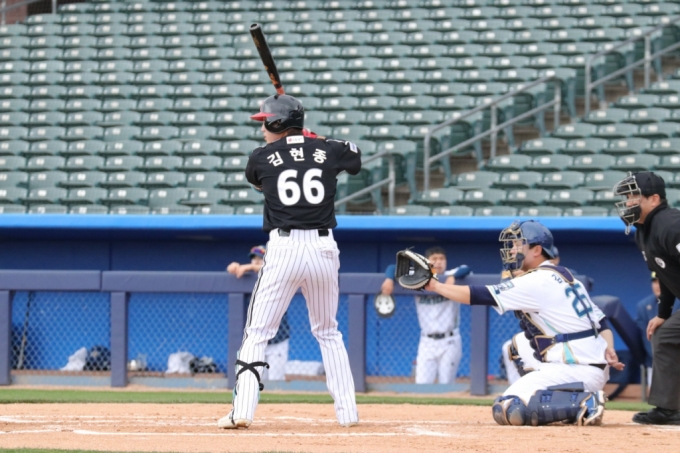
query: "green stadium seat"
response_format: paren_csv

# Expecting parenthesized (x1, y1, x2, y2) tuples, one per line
(366, 125, 409, 140)
(561, 138, 609, 156)
(612, 94, 660, 110)
(590, 189, 619, 208)
(139, 156, 182, 172)
(62, 156, 105, 172)
(61, 171, 107, 188)
(0, 185, 27, 204)
(69, 205, 108, 214)
(474, 206, 519, 216)
(27, 204, 68, 214)
(455, 171, 500, 190)
(656, 155, 680, 172)
(235, 204, 264, 215)
(635, 123, 680, 139)
(147, 188, 190, 208)
(485, 155, 532, 172)
(0, 126, 28, 140)
(647, 139, 680, 156)
(517, 138, 566, 156)
(181, 155, 222, 172)
(187, 172, 226, 188)
(462, 188, 506, 206)
(627, 108, 672, 124)
(105, 187, 149, 205)
(0, 203, 25, 213)
(583, 170, 627, 191)
(136, 141, 181, 157)
(0, 99, 28, 112)
(219, 141, 259, 157)
(547, 188, 595, 207)
(563, 206, 609, 217)
(109, 205, 150, 215)
(181, 188, 230, 206)
(141, 172, 186, 189)
(0, 171, 28, 188)
(192, 204, 236, 215)
(611, 154, 659, 172)
(536, 171, 584, 190)
(62, 187, 108, 205)
(0, 140, 28, 156)
(604, 138, 652, 156)
(552, 123, 598, 140)
(220, 156, 249, 173)
(100, 156, 144, 172)
(412, 188, 464, 207)
(655, 95, 680, 109)
(100, 171, 146, 188)
(25, 140, 68, 157)
(211, 126, 255, 141)
(22, 156, 66, 172)
(583, 108, 630, 125)
(592, 124, 636, 139)
(494, 171, 543, 189)
(22, 187, 68, 204)
(387, 205, 432, 215)
(431, 206, 474, 216)
(567, 155, 615, 172)
(150, 205, 192, 215)
(527, 155, 574, 172)
(503, 188, 551, 207)
(665, 188, 680, 207)
(519, 206, 563, 217)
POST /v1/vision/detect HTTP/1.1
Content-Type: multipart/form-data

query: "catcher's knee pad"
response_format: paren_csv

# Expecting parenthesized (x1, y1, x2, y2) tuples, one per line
(492, 396, 528, 426)
(526, 386, 604, 426)
(234, 359, 270, 392)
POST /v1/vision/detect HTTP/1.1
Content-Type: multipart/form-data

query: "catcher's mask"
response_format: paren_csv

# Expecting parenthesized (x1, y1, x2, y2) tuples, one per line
(614, 171, 666, 235)
(499, 220, 554, 273)
(250, 94, 304, 133)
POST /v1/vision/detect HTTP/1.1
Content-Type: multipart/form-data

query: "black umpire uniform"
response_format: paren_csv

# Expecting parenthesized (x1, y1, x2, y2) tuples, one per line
(617, 172, 680, 424)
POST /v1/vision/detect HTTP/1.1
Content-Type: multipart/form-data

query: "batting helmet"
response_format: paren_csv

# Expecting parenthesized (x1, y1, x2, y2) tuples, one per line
(250, 94, 304, 133)
(499, 220, 555, 271)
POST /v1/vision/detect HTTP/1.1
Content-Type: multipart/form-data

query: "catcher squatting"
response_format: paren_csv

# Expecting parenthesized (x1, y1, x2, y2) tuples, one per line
(396, 220, 625, 426)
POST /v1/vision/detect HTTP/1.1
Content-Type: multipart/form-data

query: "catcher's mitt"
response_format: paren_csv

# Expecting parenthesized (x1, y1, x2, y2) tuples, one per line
(395, 249, 438, 291)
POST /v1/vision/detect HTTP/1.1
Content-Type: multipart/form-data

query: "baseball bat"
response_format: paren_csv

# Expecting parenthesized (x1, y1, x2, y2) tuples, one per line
(249, 23, 285, 96)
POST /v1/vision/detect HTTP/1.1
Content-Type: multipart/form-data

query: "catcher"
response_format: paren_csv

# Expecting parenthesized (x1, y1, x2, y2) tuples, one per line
(395, 220, 624, 427)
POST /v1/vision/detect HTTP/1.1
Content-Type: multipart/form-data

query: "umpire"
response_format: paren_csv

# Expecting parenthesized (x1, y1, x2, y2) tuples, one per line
(614, 171, 680, 425)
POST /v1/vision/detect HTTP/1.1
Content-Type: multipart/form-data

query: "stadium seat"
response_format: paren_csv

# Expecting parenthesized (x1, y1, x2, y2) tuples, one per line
(193, 205, 236, 215)
(148, 188, 190, 208)
(503, 189, 551, 207)
(563, 206, 610, 217)
(604, 138, 652, 156)
(22, 187, 67, 204)
(568, 155, 616, 172)
(0, 171, 28, 188)
(0, 187, 27, 204)
(186, 172, 226, 189)
(28, 204, 68, 214)
(474, 206, 518, 216)
(462, 188, 506, 206)
(518, 206, 563, 217)
(537, 171, 586, 190)
(454, 171, 500, 190)
(109, 205, 150, 215)
(387, 205, 431, 215)
(104, 187, 149, 205)
(430, 206, 474, 216)
(584, 171, 628, 191)
(486, 168, 543, 190)
(141, 172, 186, 189)
(62, 187, 108, 205)
(517, 138, 567, 156)
(611, 155, 660, 172)
(181, 188, 230, 206)
(648, 139, 680, 156)
(527, 155, 574, 172)
(138, 141, 182, 157)
(656, 155, 680, 172)
(68, 203, 109, 214)
(561, 138, 609, 156)
(412, 188, 464, 207)
(547, 188, 595, 207)
(235, 204, 264, 215)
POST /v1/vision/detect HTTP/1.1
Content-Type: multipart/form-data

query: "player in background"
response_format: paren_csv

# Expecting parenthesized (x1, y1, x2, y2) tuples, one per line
(380, 247, 469, 384)
(422, 220, 624, 426)
(227, 245, 290, 381)
(614, 172, 680, 425)
(219, 94, 360, 429)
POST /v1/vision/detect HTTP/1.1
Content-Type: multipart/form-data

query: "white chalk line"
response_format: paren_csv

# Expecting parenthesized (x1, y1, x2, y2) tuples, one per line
(72, 429, 452, 438)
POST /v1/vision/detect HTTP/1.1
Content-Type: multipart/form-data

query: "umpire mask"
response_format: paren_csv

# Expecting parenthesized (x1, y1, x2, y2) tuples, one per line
(614, 171, 666, 235)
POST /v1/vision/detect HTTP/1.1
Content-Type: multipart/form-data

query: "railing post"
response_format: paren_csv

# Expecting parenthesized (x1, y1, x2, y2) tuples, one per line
(585, 59, 592, 115)
(110, 292, 129, 387)
(0, 291, 11, 385)
(423, 131, 431, 192)
(387, 154, 395, 210)
(470, 305, 489, 396)
(490, 104, 497, 160)
(52, 0, 57, 14)
(348, 294, 366, 393)
(227, 292, 246, 389)
(644, 35, 651, 89)
(554, 80, 562, 131)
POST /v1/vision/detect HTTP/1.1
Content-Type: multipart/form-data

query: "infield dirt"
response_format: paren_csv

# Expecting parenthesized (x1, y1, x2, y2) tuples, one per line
(0, 403, 676, 453)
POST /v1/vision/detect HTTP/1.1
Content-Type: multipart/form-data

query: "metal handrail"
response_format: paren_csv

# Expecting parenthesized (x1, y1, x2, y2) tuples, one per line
(334, 150, 396, 211)
(423, 75, 563, 191)
(585, 15, 680, 115)
(0, 0, 50, 25)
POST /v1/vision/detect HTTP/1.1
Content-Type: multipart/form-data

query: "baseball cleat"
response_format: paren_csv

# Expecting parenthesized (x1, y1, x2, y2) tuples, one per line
(340, 421, 359, 428)
(577, 391, 606, 426)
(218, 411, 251, 429)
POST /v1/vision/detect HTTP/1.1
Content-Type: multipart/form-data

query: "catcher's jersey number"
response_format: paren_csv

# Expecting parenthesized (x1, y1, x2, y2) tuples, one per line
(277, 169, 324, 206)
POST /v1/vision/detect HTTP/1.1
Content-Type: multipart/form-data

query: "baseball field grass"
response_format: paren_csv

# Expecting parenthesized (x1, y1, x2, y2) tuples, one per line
(0, 388, 651, 411)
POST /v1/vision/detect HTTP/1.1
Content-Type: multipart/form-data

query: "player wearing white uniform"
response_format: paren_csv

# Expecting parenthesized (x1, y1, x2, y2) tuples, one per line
(423, 220, 625, 426)
(382, 247, 467, 384)
(218, 94, 360, 429)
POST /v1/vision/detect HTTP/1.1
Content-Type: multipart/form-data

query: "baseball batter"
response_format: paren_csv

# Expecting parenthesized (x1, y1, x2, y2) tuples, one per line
(218, 94, 361, 429)
(382, 247, 468, 384)
(417, 220, 624, 426)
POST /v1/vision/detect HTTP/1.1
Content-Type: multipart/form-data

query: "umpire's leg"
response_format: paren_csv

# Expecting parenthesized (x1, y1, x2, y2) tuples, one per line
(649, 310, 680, 410)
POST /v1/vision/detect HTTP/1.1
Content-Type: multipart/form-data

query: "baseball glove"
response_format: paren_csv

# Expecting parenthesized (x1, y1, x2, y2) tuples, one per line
(395, 249, 438, 291)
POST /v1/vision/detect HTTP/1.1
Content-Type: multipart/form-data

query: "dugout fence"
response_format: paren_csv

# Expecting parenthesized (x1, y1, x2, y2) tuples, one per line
(0, 269, 597, 394)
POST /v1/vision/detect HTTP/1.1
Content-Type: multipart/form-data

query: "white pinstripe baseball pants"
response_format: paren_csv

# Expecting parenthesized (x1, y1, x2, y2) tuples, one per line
(231, 228, 359, 425)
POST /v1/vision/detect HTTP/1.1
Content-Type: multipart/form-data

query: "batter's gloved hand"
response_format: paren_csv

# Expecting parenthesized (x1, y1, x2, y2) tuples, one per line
(395, 249, 438, 291)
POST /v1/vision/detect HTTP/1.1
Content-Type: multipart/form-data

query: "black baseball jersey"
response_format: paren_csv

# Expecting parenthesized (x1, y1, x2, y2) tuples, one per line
(245, 134, 362, 232)
(634, 201, 680, 319)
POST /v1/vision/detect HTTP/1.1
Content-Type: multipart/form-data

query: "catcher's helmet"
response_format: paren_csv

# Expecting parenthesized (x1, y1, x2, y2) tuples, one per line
(499, 220, 554, 271)
(250, 94, 304, 133)
(614, 171, 666, 234)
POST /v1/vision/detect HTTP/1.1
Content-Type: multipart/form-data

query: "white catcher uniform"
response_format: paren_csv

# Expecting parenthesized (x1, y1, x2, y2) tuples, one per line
(484, 262, 609, 403)
(415, 279, 462, 384)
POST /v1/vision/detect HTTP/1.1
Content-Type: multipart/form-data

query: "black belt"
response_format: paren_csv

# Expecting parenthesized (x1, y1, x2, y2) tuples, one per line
(279, 228, 329, 237)
(589, 363, 606, 370)
(426, 331, 454, 340)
